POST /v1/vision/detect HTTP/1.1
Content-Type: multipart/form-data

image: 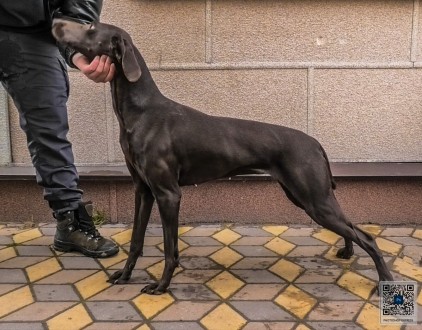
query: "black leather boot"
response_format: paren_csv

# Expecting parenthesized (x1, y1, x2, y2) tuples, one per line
(53, 201, 119, 258)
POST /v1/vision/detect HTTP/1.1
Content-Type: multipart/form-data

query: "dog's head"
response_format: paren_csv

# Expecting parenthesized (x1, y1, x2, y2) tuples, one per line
(52, 19, 142, 82)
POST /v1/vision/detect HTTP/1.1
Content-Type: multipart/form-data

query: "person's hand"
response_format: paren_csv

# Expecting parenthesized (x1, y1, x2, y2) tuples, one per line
(72, 53, 115, 83)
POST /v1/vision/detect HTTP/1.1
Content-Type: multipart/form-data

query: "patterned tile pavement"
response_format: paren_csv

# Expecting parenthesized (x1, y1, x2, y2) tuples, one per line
(0, 222, 421, 330)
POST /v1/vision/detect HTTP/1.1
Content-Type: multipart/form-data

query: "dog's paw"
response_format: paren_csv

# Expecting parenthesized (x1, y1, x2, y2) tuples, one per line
(141, 283, 167, 295)
(336, 247, 354, 259)
(108, 270, 130, 284)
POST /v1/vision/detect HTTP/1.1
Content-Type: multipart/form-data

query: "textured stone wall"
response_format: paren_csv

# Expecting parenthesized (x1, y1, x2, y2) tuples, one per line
(1, 1, 422, 224)
(5, 0, 422, 164)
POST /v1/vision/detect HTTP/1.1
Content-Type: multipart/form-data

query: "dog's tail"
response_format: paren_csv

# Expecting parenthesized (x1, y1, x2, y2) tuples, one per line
(321, 146, 336, 190)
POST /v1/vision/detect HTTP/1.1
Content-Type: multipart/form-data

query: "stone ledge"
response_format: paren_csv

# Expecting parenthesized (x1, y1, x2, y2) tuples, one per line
(0, 162, 421, 180)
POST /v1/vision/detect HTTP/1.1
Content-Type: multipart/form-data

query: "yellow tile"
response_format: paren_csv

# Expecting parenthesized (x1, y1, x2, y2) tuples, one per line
(111, 229, 132, 245)
(132, 293, 174, 319)
(269, 258, 304, 282)
(324, 246, 356, 264)
(210, 247, 243, 268)
(178, 226, 193, 235)
(146, 260, 183, 280)
(375, 237, 402, 255)
(265, 237, 296, 256)
(75, 271, 111, 299)
(13, 228, 42, 244)
(313, 228, 341, 245)
(212, 228, 241, 245)
(392, 258, 422, 282)
(358, 225, 382, 236)
(262, 225, 288, 236)
(206, 271, 245, 299)
(356, 303, 401, 330)
(337, 271, 376, 299)
(98, 249, 128, 268)
(47, 303, 92, 330)
(135, 325, 151, 330)
(296, 325, 311, 330)
(0, 286, 34, 318)
(26, 257, 61, 282)
(412, 229, 422, 240)
(275, 285, 317, 319)
(200, 303, 246, 330)
(0, 246, 17, 263)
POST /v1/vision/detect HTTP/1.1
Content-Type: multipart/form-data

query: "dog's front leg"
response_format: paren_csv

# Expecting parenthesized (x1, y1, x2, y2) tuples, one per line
(109, 180, 154, 284)
(141, 187, 181, 295)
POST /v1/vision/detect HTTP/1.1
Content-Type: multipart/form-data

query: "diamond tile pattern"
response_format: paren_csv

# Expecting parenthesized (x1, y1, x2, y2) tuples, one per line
(0, 223, 420, 329)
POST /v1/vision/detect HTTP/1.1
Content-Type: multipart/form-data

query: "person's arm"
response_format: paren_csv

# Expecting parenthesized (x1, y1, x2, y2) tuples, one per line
(53, 1, 115, 82)
(53, 0, 103, 67)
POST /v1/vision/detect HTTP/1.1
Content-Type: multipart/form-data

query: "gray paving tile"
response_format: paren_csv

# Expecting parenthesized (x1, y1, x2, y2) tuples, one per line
(380, 227, 414, 237)
(297, 283, 361, 300)
(295, 269, 342, 284)
(231, 270, 285, 284)
(0, 323, 44, 330)
(180, 236, 222, 246)
(307, 301, 365, 321)
(232, 227, 273, 237)
(287, 245, 329, 257)
(281, 227, 315, 236)
(401, 245, 422, 264)
(231, 245, 278, 258)
(180, 226, 222, 237)
(121, 245, 163, 257)
(151, 322, 204, 330)
(16, 245, 54, 256)
(231, 236, 273, 246)
(89, 284, 142, 301)
(231, 257, 278, 270)
(291, 257, 339, 269)
(0, 256, 48, 269)
(180, 246, 221, 257)
(386, 237, 422, 246)
(282, 236, 328, 246)
(0, 236, 13, 245)
(231, 301, 295, 321)
(33, 284, 79, 301)
(242, 322, 296, 330)
(307, 322, 363, 330)
(59, 256, 101, 269)
(85, 301, 143, 321)
(180, 256, 221, 270)
(171, 284, 220, 300)
(172, 269, 221, 284)
(84, 322, 143, 330)
(232, 283, 285, 300)
(0, 269, 27, 283)
(154, 301, 217, 321)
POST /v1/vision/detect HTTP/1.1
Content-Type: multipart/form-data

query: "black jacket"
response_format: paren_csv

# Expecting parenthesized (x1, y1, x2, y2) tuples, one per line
(0, 0, 103, 66)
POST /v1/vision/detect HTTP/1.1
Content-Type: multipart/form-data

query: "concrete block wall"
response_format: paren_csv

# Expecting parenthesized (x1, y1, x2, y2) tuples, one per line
(1, 0, 421, 224)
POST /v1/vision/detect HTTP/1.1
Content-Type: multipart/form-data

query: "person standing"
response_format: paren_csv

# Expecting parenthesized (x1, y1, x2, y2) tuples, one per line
(0, 0, 119, 258)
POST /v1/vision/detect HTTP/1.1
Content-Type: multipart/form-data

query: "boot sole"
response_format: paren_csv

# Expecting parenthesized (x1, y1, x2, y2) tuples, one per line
(53, 240, 119, 258)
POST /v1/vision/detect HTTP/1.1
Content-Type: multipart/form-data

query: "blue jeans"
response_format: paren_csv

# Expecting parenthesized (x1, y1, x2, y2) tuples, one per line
(0, 28, 82, 213)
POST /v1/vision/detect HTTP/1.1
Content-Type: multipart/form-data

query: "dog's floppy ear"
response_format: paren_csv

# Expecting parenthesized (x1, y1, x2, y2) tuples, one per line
(112, 35, 142, 82)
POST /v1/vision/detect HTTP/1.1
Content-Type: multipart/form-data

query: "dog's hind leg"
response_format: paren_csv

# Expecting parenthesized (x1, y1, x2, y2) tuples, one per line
(109, 177, 154, 284)
(307, 194, 393, 283)
(277, 177, 353, 259)
(273, 155, 393, 283)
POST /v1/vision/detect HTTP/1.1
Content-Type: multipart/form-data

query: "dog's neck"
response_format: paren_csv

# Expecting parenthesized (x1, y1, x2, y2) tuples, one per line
(110, 46, 162, 123)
